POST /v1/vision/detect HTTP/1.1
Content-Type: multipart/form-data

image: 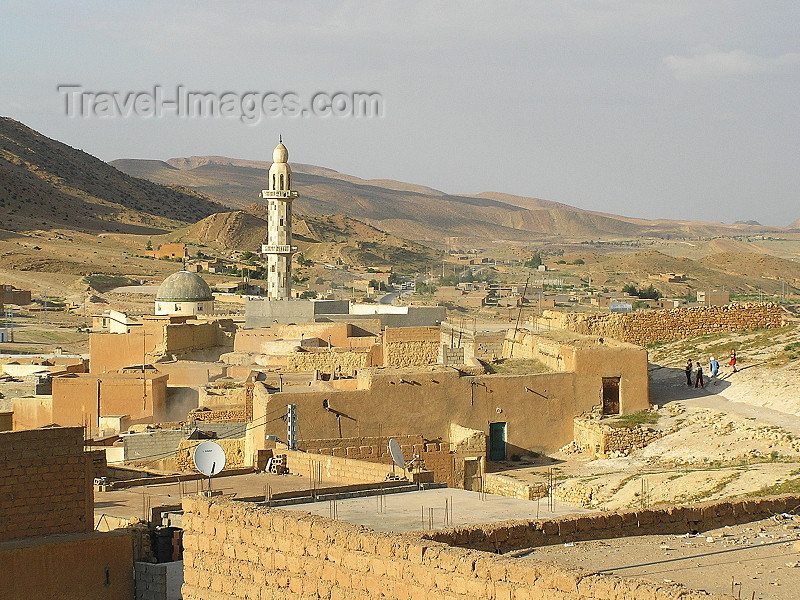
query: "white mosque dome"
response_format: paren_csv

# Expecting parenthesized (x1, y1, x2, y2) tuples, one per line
(155, 271, 213, 302)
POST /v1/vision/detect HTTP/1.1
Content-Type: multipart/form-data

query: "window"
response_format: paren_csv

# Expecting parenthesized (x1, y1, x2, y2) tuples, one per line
(280, 174, 285, 189)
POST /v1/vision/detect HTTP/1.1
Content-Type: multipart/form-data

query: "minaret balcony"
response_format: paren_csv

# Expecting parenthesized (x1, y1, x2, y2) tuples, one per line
(261, 244, 297, 254)
(261, 190, 299, 200)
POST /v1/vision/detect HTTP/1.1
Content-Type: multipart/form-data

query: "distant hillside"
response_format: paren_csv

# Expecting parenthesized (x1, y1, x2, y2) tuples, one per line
(0, 118, 227, 233)
(573, 249, 800, 295)
(176, 206, 441, 269)
(112, 155, 791, 245)
(791, 218, 800, 229)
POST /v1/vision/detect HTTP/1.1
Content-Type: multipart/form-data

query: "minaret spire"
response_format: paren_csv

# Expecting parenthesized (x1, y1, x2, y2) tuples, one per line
(260, 140, 298, 300)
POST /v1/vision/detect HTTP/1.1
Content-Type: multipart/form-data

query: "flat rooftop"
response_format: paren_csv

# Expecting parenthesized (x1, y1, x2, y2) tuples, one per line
(281, 487, 588, 532)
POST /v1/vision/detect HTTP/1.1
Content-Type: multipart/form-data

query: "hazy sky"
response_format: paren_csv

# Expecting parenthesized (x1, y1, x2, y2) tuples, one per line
(2, 1, 799, 225)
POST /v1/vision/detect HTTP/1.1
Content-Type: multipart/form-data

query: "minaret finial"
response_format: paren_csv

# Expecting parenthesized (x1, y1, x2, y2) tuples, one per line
(279, 134, 282, 143)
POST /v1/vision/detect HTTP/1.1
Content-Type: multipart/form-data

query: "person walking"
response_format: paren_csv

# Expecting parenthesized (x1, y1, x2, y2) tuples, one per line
(694, 361, 705, 388)
(729, 349, 738, 373)
(685, 359, 693, 386)
(709, 356, 720, 385)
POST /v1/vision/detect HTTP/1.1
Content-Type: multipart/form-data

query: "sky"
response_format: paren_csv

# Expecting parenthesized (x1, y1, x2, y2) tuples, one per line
(1, 1, 799, 226)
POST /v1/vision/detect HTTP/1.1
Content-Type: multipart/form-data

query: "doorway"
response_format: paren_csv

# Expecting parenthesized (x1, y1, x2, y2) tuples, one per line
(602, 377, 620, 415)
(489, 422, 507, 461)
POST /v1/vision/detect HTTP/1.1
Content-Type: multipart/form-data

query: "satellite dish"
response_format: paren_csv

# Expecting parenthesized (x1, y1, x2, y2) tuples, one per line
(388, 438, 405, 469)
(193, 441, 226, 477)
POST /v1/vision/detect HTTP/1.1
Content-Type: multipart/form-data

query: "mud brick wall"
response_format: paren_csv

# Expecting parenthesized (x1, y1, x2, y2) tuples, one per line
(181, 496, 731, 600)
(542, 302, 784, 346)
(282, 449, 391, 484)
(0, 427, 93, 542)
(0, 529, 134, 600)
(425, 493, 800, 555)
(383, 326, 441, 367)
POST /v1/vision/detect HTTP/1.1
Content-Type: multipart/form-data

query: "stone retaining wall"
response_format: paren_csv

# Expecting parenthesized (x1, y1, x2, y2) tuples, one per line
(537, 303, 784, 346)
(181, 496, 731, 600)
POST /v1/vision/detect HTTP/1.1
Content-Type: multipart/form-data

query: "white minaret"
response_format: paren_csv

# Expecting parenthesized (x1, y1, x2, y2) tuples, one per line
(261, 138, 298, 299)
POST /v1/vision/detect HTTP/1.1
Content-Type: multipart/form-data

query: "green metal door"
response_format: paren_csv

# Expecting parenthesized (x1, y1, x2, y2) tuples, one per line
(489, 422, 507, 461)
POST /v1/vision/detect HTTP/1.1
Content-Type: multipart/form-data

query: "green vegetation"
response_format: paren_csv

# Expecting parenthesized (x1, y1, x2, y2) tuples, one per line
(415, 281, 437, 295)
(622, 283, 662, 300)
(523, 252, 542, 268)
(299, 290, 317, 299)
(605, 410, 660, 429)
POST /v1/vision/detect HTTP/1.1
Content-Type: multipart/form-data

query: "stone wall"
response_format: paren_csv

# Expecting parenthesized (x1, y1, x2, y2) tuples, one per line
(383, 326, 441, 367)
(537, 303, 784, 346)
(0, 427, 93, 542)
(181, 496, 731, 600)
(425, 493, 800, 555)
(286, 346, 378, 375)
(572, 416, 661, 458)
(190, 407, 248, 423)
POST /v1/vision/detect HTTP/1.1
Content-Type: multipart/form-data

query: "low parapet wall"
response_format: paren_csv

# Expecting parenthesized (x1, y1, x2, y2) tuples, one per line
(423, 493, 800, 554)
(181, 496, 732, 600)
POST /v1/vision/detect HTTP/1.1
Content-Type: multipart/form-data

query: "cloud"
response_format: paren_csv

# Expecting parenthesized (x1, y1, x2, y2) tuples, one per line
(663, 48, 800, 81)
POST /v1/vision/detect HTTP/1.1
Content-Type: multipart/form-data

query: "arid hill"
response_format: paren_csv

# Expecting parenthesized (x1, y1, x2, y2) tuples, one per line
(176, 206, 441, 269)
(570, 249, 800, 295)
(112, 156, 793, 245)
(0, 118, 227, 233)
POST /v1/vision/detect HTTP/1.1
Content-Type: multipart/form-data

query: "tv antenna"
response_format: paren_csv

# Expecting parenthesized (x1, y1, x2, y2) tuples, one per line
(193, 440, 226, 496)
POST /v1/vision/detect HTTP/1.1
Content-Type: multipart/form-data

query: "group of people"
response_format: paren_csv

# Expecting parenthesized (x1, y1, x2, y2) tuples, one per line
(685, 350, 737, 389)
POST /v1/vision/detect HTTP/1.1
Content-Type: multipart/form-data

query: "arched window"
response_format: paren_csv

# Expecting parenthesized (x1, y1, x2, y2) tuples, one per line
(280, 174, 285, 189)
(287, 173, 291, 188)
(272, 174, 276, 189)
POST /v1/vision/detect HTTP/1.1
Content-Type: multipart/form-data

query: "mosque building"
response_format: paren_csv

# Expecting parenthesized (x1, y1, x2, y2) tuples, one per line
(154, 270, 214, 316)
(260, 138, 299, 300)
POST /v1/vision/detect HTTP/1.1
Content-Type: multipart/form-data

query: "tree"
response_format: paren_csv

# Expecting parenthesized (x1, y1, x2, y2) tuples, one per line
(145, 239, 153, 251)
(523, 252, 542, 269)
(299, 290, 317, 299)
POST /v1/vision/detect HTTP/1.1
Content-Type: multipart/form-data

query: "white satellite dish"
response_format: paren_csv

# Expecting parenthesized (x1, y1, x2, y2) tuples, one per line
(388, 438, 405, 469)
(193, 441, 226, 477)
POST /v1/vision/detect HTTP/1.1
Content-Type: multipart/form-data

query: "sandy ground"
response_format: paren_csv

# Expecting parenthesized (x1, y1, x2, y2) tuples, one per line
(526, 516, 800, 600)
